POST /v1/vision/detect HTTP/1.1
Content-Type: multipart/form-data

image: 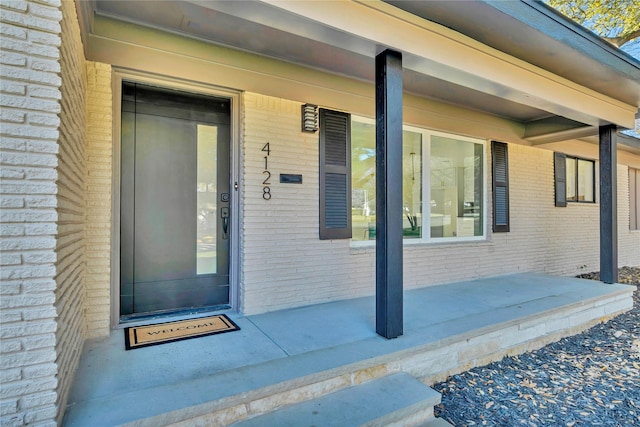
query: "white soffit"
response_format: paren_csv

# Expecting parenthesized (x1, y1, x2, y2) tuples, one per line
(255, 0, 635, 128)
(387, 0, 640, 108)
(87, 0, 638, 130)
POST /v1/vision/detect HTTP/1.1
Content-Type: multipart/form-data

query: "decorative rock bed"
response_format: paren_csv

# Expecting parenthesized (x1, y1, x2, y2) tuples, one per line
(435, 266, 640, 426)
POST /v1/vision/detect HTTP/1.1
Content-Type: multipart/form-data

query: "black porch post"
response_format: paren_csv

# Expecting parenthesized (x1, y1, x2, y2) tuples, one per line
(375, 49, 403, 339)
(599, 124, 618, 284)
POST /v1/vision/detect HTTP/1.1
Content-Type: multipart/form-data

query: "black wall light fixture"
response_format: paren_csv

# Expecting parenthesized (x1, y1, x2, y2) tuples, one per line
(301, 103, 318, 133)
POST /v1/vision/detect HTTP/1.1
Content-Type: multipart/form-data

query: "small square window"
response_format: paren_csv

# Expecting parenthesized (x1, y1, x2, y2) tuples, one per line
(566, 156, 595, 203)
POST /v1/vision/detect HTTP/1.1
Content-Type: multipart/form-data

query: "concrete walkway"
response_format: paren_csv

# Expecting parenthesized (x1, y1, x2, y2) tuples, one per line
(63, 273, 634, 426)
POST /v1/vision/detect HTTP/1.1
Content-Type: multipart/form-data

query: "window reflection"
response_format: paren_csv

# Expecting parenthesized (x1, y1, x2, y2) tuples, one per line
(351, 118, 484, 242)
(351, 121, 376, 241)
(196, 125, 217, 274)
(403, 132, 422, 239)
(430, 136, 483, 238)
(565, 156, 595, 203)
(577, 159, 594, 202)
(566, 157, 577, 202)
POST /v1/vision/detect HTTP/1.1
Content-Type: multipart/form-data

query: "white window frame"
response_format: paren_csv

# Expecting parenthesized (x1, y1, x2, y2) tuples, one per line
(350, 116, 487, 246)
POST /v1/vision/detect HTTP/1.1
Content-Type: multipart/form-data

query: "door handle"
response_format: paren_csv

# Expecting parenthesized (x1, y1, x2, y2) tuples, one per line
(221, 207, 229, 239)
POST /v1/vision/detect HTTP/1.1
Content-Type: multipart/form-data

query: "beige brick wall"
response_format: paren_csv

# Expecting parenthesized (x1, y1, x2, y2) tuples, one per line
(399, 143, 602, 288)
(1, 1, 636, 423)
(240, 92, 640, 315)
(54, 0, 88, 422)
(619, 164, 640, 266)
(241, 93, 369, 313)
(1, 1, 63, 425)
(0, 1, 112, 424)
(84, 61, 111, 338)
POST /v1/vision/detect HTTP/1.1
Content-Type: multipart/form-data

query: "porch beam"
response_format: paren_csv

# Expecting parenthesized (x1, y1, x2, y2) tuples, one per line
(524, 116, 595, 145)
(375, 49, 403, 339)
(599, 124, 618, 284)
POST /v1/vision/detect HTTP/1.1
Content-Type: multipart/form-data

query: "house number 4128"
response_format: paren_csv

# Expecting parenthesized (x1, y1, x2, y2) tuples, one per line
(262, 142, 271, 200)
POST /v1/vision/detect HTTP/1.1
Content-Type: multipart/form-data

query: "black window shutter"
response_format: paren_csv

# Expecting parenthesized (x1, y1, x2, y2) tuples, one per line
(491, 141, 510, 232)
(319, 109, 352, 239)
(554, 152, 567, 207)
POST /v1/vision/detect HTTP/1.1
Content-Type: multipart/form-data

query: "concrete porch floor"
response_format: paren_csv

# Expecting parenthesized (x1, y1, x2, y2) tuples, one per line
(63, 273, 634, 426)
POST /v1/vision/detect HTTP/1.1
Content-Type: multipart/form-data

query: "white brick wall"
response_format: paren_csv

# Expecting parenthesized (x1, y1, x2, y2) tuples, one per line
(1, 0, 63, 425)
(0, 1, 637, 423)
(0, 1, 111, 424)
(84, 61, 111, 338)
(619, 164, 640, 266)
(240, 93, 640, 315)
(54, 0, 87, 422)
(241, 93, 370, 313)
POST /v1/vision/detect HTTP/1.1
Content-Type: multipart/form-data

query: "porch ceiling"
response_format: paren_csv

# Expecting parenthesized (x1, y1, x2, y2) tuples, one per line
(387, 0, 640, 109)
(80, 0, 640, 145)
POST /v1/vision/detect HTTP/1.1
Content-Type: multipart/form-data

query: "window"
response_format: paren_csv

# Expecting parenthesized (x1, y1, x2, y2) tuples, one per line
(631, 167, 640, 230)
(569, 157, 595, 202)
(555, 153, 595, 206)
(351, 117, 485, 242)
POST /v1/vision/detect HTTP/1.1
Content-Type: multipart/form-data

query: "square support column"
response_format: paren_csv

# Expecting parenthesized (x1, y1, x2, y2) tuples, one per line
(375, 49, 403, 339)
(599, 124, 618, 284)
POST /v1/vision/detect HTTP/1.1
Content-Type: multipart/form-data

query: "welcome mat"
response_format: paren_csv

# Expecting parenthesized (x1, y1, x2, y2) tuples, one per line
(124, 314, 240, 350)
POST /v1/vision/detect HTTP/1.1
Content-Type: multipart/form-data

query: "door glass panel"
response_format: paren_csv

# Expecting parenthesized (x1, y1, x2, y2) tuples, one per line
(197, 125, 218, 275)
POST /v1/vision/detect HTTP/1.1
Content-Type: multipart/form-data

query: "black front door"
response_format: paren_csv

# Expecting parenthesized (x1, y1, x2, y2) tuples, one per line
(120, 82, 231, 317)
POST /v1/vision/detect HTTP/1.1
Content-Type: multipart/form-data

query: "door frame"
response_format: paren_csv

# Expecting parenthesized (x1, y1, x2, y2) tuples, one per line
(110, 69, 242, 327)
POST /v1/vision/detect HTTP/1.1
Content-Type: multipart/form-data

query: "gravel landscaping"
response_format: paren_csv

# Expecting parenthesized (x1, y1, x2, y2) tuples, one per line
(434, 266, 640, 426)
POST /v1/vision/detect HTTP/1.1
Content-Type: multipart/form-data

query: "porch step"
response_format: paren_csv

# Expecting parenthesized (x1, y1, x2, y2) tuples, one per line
(422, 417, 454, 427)
(230, 372, 442, 427)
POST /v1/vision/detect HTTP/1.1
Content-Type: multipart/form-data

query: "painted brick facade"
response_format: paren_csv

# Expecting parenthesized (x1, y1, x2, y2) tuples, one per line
(54, 0, 86, 422)
(83, 61, 111, 338)
(619, 164, 640, 265)
(1, 1, 63, 425)
(240, 92, 640, 315)
(241, 93, 373, 313)
(1, 2, 639, 424)
(1, 1, 112, 424)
